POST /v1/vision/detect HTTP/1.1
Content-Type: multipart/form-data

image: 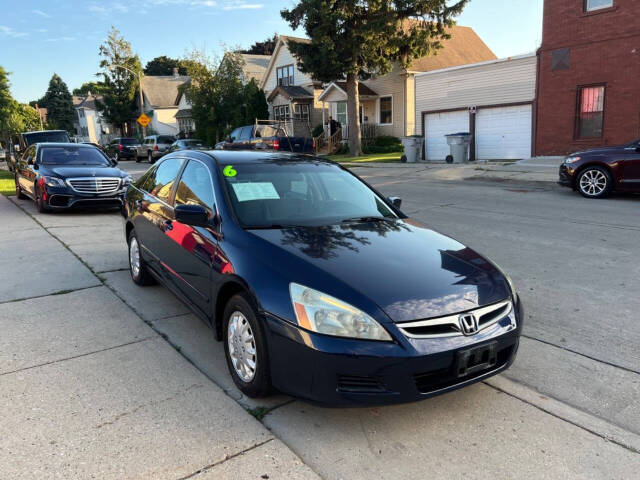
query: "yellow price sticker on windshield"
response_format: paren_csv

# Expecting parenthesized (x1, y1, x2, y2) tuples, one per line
(223, 165, 237, 177)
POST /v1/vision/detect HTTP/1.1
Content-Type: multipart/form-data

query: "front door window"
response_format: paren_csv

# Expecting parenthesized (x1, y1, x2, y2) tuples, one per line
(336, 102, 347, 125)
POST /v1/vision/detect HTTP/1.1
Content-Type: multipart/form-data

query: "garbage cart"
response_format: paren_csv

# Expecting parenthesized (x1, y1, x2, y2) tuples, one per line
(445, 132, 471, 163)
(400, 136, 423, 163)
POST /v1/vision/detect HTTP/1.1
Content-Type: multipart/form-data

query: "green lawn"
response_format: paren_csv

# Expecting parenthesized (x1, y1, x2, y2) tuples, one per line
(327, 152, 402, 163)
(0, 169, 15, 196)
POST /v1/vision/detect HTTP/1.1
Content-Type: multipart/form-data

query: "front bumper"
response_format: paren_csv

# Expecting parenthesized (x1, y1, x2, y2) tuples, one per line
(264, 296, 523, 406)
(558, 163, 575, 188)
(44, 185, 126, 210)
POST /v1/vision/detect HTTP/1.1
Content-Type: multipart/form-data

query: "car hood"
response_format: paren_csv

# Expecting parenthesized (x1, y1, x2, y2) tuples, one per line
(43, 166, 125, 179)
(249, 219, 510, 322)
(573, 146, 623, 156)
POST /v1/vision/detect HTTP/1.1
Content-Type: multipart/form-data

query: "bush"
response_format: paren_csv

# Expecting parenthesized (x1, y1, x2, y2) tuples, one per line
(374, 135, 401, 147)
(312, 124, 325, 137)
(363, 144, 404, 154)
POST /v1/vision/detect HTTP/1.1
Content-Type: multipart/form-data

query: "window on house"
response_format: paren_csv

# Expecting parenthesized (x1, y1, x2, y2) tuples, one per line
(379, 96, 392, 125)
(273, 105, 290, 121)
(336, 102, 347, 125)
(585, 0, 613, 11)
(277, 65, 295, 86)
(576, 85, 605, 139)
(293, 104, 310, 121)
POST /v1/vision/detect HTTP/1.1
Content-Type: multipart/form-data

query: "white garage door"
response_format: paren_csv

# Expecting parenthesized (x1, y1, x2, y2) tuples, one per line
(476, 105, 532, 160)
(424, 110, 468, 161)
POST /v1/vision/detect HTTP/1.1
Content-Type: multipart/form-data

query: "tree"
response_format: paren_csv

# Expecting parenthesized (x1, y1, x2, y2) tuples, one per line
(281, 0, 468, 155)
(242, 79, 269, 124)
(144, 56, 188, 76)
(40, 73, 75, 132)
(182, 49, 247, 145)
(241, 34, 278, 55)
(0, 67, 15, 140)
(95, 27, 142, 135)
(73, 81, 108, 95)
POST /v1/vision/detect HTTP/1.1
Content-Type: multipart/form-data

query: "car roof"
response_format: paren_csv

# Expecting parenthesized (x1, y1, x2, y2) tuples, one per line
(205, 150, 329, 165)
(35, 142, 97, 149)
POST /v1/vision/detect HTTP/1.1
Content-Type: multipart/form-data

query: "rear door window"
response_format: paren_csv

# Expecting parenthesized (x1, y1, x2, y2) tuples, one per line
(141, 158, 185, 203)
(158, 136, 174, 144)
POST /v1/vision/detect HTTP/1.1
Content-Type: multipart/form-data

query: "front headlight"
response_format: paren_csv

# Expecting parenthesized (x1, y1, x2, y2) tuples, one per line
(122, 175, 133, 185)
(565, 156, 581, 164)
(42, 176, 66, 187)
(289, 283, 392, 341)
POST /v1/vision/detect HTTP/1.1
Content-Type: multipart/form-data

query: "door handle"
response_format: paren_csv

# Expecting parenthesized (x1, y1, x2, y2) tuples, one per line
(162, 219, 173, 232)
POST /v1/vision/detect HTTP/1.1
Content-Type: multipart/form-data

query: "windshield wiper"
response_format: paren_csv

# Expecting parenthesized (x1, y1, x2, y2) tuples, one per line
(340, 216, 395, 224)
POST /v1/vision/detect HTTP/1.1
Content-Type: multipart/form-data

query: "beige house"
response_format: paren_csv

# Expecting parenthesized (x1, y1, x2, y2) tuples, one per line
(261, 28, 496, 141)
(139, 70, 190, 136)
(239, 53, 271, 85)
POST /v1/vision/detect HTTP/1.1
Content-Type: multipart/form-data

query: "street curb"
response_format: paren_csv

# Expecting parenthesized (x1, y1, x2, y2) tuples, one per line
(485, 375, 640, 454)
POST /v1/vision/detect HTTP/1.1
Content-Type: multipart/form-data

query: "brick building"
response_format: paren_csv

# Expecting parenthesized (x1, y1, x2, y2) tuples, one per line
(535, 0, 640, 156)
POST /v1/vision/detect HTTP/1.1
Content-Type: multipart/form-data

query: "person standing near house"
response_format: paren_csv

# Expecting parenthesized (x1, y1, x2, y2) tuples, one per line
(329, 116, 341, 136)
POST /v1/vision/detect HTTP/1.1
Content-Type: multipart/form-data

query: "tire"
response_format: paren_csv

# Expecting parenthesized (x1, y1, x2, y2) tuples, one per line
(127, 230, 156, 286)
(223, 293, 271, 398)
(445, 154, 454, 164)
(576, 166, 612, 199)
(15, 177, 27, 199)
(34, 183, 49, 213)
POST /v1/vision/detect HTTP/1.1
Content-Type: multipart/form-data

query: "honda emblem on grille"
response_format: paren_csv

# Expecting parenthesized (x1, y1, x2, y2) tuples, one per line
(459, 313, 479, 335)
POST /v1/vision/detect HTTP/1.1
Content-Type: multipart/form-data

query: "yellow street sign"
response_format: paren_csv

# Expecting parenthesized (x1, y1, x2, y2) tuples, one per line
(137, 113, 150, 127)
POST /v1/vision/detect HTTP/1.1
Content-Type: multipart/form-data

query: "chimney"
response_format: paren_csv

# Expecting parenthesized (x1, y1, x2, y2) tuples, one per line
(173, 67, 179, 77)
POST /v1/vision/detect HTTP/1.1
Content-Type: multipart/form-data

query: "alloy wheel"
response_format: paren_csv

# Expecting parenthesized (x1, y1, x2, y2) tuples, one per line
(227, 311, 257, 382)
(129, 237, 141, 279)
(579, 169, 607, 197)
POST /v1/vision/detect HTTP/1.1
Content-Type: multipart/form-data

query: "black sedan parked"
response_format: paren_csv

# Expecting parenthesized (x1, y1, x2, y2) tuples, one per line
(15, 143, 132, 212)
(123, 151, 521, 405)
(104, 137, 140, 161)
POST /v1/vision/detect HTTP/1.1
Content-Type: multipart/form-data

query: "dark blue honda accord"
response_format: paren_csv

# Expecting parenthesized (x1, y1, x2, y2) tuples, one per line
(123, 150, 521, 406)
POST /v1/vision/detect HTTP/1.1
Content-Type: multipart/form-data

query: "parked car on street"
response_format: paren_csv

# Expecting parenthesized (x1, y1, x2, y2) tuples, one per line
(14, 143, 131, 212)
(216, 124, 315, 153)
(136, 135, 175, 163)
(559, 138, 640, 198)
(20, 130, 71, 149)
(104, 137, 141, 161)
(123, 150, 521, 406)
(166, 139, 209, 154)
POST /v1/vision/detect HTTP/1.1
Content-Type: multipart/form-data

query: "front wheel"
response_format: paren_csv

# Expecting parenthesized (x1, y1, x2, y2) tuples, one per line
(223, 293, 271, 398)
(577, 166, 612, 199)
(34, 184, 49, 213)
(128, 230, 156, 286)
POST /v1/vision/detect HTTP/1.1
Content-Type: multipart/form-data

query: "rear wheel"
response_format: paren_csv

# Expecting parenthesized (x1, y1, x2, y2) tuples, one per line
(223, 293, 271, 398)
(15, 176, 27, 199)
(128, 230, 156, 286)
(577, 166, 612, 199)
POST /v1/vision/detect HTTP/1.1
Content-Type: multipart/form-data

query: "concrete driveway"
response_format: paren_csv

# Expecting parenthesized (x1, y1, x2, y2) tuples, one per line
(2, 159, 639, 478)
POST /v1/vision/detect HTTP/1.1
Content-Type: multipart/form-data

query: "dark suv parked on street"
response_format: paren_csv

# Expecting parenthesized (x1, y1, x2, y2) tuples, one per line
(104, 137, 141, 161)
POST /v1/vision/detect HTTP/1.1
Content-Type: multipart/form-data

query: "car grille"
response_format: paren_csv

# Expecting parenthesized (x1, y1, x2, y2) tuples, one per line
(67, 177, 121, 194)
(397, 300, 513, 339)
(336, 375, 387, 393)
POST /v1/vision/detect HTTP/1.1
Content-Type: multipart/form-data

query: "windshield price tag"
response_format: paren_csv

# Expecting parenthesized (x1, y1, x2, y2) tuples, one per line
(232, 182, 280, 202)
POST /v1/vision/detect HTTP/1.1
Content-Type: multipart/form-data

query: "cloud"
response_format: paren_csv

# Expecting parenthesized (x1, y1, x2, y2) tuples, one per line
(46, 36, 76, 42)
(88, 4, 108, 14)
(0, 25, 29, 37)
(222, 1, 263, 9)
(32, 9, 51, 18)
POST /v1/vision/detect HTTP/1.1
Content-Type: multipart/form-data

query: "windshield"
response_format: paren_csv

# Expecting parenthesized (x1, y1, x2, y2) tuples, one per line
(40, 146, 111, 166)
(220, 161, 397, 228)
(119, 138, 138, 145)
(23, 131, 70, 146)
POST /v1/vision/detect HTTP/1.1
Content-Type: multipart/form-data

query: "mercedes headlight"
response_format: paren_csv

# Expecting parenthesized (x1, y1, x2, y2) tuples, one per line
(42, 176, 66, 187)
(122, 175, 133, 185)
(289, 283, 392, 341)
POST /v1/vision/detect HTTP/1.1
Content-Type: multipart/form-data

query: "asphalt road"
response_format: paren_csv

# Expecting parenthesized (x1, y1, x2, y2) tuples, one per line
(349, 165, 640, 435)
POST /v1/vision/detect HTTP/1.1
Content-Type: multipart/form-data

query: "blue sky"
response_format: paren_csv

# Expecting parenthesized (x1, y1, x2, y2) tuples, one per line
(0, 0, 543, 103)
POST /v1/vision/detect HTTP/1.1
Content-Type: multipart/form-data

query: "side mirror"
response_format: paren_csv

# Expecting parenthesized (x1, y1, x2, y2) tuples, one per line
(225, 135, 232, 143)
(175, 204, 210, 227)
(388, 196, 402, 209)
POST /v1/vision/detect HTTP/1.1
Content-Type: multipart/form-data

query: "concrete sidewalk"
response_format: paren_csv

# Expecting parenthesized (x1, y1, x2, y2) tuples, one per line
(0, 194, 319, 479)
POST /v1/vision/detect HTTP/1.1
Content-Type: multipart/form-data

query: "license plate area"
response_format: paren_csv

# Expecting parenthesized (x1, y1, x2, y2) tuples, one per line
(456, 342, 498, 378)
